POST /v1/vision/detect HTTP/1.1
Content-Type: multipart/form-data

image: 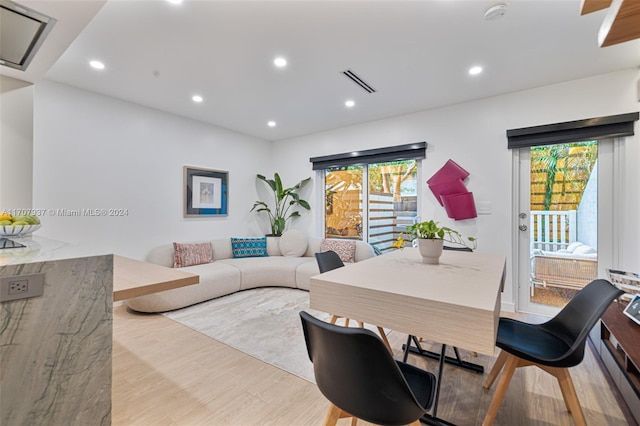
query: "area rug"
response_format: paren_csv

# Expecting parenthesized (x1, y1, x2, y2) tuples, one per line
(163, 287, 390, 383)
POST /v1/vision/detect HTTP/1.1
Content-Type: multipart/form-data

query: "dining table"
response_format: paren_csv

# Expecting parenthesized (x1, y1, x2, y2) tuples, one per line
(309, 247, 507, 426)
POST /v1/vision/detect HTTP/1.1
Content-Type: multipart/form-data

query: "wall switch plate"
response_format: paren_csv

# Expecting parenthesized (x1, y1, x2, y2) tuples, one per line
(0, 273, 44, 302)
(477, 201, 492, 215)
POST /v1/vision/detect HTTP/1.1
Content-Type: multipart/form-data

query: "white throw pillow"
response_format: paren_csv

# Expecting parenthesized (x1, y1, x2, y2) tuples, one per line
(279, 230, 308, 257)
(566, 242, 583, 253)
(573, 244, 596, 255)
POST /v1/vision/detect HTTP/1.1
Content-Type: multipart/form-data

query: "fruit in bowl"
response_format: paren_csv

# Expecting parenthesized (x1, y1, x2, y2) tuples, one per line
(0, 213, 42, 236)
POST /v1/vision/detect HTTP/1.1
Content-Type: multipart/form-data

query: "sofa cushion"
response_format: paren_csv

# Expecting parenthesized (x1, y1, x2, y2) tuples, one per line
(566, 242, 583, 252)
(279, 230, 308, 257)
(219, 257, 311, 290)
(231, 237, 268, 258)
(173, 242, 214, 268)
(320, 239, 356, 263)
(295, 260, 320, 291)
(574, 244, 596, 255)
(125, 262, 241, 313)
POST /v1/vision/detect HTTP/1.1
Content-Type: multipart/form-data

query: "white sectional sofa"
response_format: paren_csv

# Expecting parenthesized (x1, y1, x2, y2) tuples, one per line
(125, 231, 375, 313)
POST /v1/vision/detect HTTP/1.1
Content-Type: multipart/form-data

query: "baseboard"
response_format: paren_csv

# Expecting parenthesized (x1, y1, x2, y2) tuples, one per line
(501, 301, 515, 312)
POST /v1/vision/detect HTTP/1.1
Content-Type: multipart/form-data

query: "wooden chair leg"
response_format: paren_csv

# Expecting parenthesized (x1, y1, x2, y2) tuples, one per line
(551, 367, 586, 426)
(482, 354, 520, 426)
(376, 326, 393, 353)
(357, 321, 364, 328)
(350, 417, 358, 426)
(322, 403, 343, 426)
(329, 315, 339, 325)
(484, 350, 508, 389)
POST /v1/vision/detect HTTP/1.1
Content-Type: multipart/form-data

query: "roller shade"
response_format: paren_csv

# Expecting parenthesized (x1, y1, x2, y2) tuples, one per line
(310, 142, 427, 170)
(507, 112, 639, 149)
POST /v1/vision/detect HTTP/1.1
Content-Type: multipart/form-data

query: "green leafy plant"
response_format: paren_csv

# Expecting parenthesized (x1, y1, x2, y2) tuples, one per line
(251, 173, 311, 236)
(406, 219, 477, 250)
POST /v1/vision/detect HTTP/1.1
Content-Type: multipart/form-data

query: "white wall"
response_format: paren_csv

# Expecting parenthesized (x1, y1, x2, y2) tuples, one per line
(33, 80, 272, 259)
(272, 69, 640, 309)
(0, 76, 33, 210)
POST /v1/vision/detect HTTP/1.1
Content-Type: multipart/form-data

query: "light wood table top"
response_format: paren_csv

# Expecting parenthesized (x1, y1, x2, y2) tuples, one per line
(113, 255, 199, 301)
(310, 247, 506, 356)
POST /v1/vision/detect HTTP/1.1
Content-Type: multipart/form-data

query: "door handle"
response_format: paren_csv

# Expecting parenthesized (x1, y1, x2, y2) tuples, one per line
(519, 225, 527, 231)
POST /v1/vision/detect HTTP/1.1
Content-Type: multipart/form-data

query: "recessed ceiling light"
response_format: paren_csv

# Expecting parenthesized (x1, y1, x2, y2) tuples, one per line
(345, 100, 355, 108)
(192, 95, 203, 103)
(166, 0, 183, 5)
(267, 121, 277, 127)
(273, 57, 287, 68)
(469, 66, 483, 76)
(89, 60, 105, 70)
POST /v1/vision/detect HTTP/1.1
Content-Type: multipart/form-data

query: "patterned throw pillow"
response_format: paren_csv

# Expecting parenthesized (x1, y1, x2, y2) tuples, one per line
(231, 237, 269, 258)
(320, 239, 357, 263)
(173, 242, 214, 268)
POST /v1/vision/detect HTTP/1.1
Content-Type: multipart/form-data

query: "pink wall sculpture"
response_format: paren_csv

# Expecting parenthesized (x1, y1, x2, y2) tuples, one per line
(427, 160, 477, 220)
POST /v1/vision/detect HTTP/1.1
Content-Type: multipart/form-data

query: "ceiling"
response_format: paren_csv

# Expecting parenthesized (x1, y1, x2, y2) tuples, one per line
(4, 0, 640, 141)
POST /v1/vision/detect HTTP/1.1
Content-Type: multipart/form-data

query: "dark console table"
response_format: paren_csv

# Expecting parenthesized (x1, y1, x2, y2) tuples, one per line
(590, 299, 640, 424)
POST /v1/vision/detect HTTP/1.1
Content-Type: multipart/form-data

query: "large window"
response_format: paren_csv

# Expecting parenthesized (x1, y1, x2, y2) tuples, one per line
(310, 142, 426, 253)
(323, 160, 418, 253)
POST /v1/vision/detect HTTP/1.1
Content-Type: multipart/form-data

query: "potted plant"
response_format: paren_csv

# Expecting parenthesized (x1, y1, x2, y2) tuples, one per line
(406, 220, 476, 264)
(251, 173, 311, 236)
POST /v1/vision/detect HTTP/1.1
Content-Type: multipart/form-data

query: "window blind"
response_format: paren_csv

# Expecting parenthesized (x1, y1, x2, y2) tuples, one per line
(310, 142, 427, 170)
(507, 112, 638, 149)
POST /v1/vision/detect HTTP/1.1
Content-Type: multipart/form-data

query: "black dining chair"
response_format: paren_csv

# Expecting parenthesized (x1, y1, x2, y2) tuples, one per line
(314, 250, 392, 352)
(300, 310, 437, 426)
(315, 250, 345, 274)
(482, 278, 623, 426)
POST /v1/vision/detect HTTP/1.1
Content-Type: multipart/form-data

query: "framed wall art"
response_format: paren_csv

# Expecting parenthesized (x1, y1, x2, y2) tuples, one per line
(184, 166, 228, 217)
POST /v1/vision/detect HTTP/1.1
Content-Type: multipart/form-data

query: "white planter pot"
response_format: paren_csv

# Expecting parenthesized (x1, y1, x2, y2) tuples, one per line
(417, 238, 444, 264)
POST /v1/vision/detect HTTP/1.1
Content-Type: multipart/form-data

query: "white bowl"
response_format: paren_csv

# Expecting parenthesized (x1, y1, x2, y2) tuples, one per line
(0, 224, 41, 237)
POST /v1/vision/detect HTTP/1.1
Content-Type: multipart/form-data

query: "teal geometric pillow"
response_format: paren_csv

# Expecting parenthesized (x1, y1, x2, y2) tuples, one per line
(230, 237, 269, 258)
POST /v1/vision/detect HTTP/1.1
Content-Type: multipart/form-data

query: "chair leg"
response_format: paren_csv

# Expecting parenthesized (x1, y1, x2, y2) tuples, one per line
(376, 326, 393, 353)
(357, 321, 364, 328)
(482, 354, 520, 426)
(550, 367, 586, 426)
(322, 403, 344, 426)
(350, 417, 358, 426)
(483, 350, 508, 389)
(329, 315, 339, 325)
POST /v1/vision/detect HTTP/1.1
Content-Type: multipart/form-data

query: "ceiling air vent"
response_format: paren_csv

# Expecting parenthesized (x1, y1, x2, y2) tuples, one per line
(0, 0, 56, 71)
(342, 69, 376, 93)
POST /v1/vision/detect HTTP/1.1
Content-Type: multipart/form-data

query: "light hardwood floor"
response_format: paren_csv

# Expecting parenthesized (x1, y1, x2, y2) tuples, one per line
(112, 305, 636, 426)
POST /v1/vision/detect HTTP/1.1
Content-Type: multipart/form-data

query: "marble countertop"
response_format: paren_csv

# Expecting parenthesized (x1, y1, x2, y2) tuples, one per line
(0, 235, 110, 266)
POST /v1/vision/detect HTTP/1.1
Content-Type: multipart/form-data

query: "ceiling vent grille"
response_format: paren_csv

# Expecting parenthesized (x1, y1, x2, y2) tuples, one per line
(0, 0, 57, 71)
(342, 69, 376, 93)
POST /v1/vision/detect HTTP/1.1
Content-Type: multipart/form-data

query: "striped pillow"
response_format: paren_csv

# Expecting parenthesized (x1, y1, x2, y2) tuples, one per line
(320, 239, 356, 263)
(173, 242, 214, 268)
(231, 237, 268, 258)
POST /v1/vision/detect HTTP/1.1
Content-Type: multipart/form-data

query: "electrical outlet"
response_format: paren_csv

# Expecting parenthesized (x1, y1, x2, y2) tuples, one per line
(8, 279, 28, 295)
(0, 273, 44, 302)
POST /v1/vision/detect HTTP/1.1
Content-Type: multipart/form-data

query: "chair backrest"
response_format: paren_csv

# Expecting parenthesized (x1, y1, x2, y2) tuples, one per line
(315, 250, 344, 273)
(299, 311, 427, 425)
(541, 279, 623, 366)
